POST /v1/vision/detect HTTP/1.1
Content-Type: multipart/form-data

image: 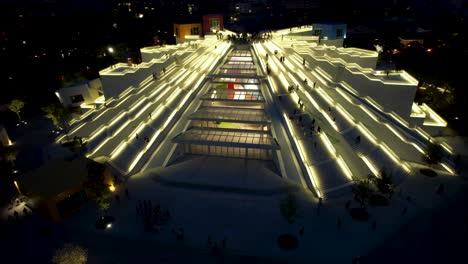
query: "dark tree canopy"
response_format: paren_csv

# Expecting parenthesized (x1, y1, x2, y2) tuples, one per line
(83, 161, 111, 211)
(351, 178, 374, 209)
(423, 143, 444, 165)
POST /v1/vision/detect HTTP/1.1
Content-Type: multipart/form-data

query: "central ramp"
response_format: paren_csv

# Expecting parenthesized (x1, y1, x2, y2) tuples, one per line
(172, 45, 278, 160)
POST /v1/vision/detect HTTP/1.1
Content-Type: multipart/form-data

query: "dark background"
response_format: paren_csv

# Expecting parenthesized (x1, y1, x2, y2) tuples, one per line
(0, 0, 466, 132)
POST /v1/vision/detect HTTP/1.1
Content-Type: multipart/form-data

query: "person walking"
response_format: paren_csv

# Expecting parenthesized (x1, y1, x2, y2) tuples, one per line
(299, 226, 305, 236)
(317, 197, 323, 215)
(138, 200, 142, 214)
(337, 217, 342, 230)
(212, 241, 218, 255)
(13, 211, 19, 220)
(221, 238, 226, 249)
(436, 183, 445, 195)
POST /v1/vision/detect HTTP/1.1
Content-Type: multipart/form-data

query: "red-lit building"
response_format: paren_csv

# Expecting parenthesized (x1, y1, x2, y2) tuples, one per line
(202, 14, 224, 34)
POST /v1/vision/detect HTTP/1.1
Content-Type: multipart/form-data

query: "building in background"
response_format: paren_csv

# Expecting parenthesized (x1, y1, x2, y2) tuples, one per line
(174, 23, 202, 43)
(312, 23, 347, 47)
(173, 14, 224, 44)
(202, 14, 224, 34)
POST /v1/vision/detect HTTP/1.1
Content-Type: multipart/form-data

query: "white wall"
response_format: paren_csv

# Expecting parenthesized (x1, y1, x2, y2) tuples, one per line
(304, 51, 416, 119)
(100, 60, 173, 99)
(319, 39, 344, 48)
(309, 47, 378, 69)
(338, 69, 417, 118)
(56, 79, 103, 107)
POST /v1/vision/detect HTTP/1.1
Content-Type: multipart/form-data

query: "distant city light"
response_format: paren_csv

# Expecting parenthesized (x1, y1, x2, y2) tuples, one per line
(138, 13, 144, 19)
(426, 48, 432, 52)
(108, 47, 114, 53)
(106, 223, 112, 229)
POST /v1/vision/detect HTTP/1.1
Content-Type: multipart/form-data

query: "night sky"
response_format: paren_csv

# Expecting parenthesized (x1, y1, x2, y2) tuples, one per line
(0, 0, 466, 127)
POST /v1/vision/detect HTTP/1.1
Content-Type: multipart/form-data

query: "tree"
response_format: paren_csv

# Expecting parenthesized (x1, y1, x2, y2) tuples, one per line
(280, 192, 298, 224)
(7, 99, 25, 123)
(0, 144, 16, 168)
(42, 103, 71, 131)
(73, 136, 87, 154)
(351, 178, 373, 210)
(64, 136, 87, 154)
(52, 243, 87, 264)
(83, 161, 111, 213)
(0, 133, 16, 177)
(368, 168, 394, 199)
(423, 142, 444, 166)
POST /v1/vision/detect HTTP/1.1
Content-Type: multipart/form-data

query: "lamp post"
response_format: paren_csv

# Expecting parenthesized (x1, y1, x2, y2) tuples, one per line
(13, 180, 21, 195)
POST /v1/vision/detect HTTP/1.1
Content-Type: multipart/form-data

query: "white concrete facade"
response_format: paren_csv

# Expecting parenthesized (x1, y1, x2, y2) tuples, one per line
(55, 78, 103, 108)
(60, 26, 453, 201)
(273, 28, 446, 136)
(39, 27, 467, 264)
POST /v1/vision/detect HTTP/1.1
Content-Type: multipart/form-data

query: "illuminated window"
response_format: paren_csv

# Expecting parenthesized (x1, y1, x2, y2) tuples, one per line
(70, 94, 84, 104)
(209, 18, 220, 31)
(336, 29, 343, 38)
(191, 27, 199, 35)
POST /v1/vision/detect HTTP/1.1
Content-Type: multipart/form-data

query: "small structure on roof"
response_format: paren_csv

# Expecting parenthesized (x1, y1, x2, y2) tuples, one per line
(55, 78, 104, 109)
